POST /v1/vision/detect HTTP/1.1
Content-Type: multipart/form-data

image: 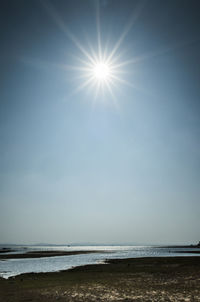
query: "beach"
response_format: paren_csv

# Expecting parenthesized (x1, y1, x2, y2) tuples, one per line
(0, 256, 200, 301)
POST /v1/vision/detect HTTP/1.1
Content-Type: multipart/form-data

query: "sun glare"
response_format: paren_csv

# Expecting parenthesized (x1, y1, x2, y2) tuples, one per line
(93, 62, 110, 81)
(42, 0, 146, 107)
(71, 51, 125, 106)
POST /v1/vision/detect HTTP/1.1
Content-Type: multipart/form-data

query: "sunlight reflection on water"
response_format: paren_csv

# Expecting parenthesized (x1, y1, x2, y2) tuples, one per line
(0, 245, 199, 279)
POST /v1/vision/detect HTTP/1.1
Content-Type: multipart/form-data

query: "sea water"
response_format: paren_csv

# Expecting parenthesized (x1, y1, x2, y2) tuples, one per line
(0, 245, 199, 279)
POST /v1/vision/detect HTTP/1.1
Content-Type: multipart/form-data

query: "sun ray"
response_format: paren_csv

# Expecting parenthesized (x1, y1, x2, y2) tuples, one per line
(20, 56, 67, 70)
(69, 77, 95, 97)
(106, 49, 128, 66)
(96, 0, 102, 61)
(70, 73, 93, 82)
(110, 36, 200, 70)
(94, 80, 101, 100)
(110, 74, 135, 88)
(84, 33, 100, 63)
(40, 0, 158, 107)
(69, 52, 94, 66)
(105, 81, 120, 110)
(107, 0, 146, 63)
(65, 65, 94, 72)
(41, 0, 96, 65)
(110, 73, 159, 99)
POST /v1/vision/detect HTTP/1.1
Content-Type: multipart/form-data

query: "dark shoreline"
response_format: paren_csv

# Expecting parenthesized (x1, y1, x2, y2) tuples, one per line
(174, 250, 200, 254)
(1, 256, 200, 301)
(0, 250, 101, 260)
(157, 244, 200, 249)
(0, 248, 16, 254)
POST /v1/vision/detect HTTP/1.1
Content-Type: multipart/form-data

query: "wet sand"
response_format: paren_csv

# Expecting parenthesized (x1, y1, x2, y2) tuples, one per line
(0, 250, 100, 260)
(0, 256, 200, 301)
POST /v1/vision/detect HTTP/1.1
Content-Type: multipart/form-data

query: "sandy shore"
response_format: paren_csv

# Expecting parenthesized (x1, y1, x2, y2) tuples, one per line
(0, 256, 200, 301)
(0, 250, 101, 260)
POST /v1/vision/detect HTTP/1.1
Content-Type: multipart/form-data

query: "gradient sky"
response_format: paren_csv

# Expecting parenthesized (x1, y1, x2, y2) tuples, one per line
(0, 0, 200, 245)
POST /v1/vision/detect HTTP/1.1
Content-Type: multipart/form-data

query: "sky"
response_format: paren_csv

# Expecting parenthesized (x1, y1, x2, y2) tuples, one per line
(0, 0, 200, 245)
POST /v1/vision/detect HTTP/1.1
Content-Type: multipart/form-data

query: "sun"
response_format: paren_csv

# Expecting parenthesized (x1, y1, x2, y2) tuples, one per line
(41, 0, 143, 107)
(71, 51, 125, 105)
(93, 62, 110, 81)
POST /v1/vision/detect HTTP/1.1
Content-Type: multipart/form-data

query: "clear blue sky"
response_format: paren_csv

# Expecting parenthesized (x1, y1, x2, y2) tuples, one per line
(0, 0, 200, 244)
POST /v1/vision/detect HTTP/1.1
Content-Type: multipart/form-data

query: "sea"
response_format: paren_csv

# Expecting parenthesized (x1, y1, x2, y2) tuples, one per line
(0, 245, 199, 279)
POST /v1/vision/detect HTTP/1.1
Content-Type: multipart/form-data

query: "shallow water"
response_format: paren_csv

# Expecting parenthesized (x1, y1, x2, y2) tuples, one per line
(0, 245, 199, 279)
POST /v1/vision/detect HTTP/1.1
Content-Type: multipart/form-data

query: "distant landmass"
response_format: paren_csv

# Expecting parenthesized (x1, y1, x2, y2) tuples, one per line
(0, 241, 200, 247)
